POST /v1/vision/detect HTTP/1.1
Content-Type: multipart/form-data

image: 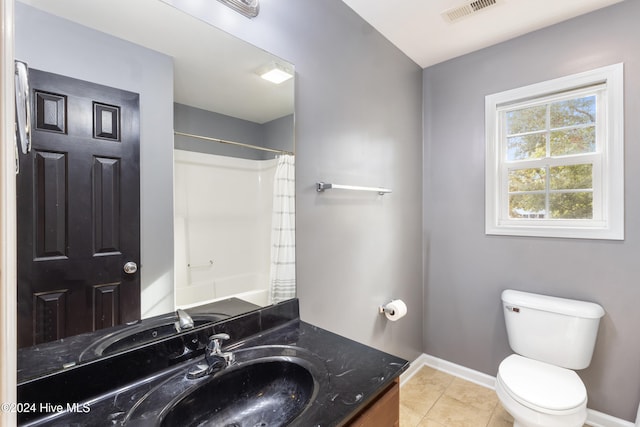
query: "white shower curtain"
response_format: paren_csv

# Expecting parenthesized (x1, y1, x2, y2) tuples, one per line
(269, 154, 296, 304)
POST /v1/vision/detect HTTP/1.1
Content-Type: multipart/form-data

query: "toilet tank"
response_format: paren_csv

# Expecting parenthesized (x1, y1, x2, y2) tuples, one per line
(502, 289, 605, 370)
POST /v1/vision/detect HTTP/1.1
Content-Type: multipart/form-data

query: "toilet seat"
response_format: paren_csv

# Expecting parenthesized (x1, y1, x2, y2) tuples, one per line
(498, 354, 587, 414)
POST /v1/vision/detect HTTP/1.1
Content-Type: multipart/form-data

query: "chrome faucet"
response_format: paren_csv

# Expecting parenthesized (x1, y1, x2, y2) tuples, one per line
(206, 333, 235, 365)
(175, 308, 194, 331)
(187, 333, 234, 379)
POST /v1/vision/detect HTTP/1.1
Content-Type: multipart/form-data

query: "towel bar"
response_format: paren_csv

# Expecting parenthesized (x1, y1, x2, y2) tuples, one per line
(316, 182, 391, 195)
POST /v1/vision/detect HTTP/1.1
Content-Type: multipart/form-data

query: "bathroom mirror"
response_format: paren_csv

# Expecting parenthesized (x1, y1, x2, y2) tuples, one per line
(15, 0, 294, 381)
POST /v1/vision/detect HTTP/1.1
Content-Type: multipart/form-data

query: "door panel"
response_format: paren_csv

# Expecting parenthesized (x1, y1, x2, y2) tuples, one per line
(33, 289, 68, 345)
(17, 69, 140, 348)
(93, 156, 121, 254)
(34, 150, 67, 259)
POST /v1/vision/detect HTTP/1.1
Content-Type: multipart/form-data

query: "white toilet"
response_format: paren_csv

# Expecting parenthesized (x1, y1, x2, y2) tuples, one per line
(496, 289, 605, 427)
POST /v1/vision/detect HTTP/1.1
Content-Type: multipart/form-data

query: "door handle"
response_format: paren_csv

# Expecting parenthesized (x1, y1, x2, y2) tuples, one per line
(123, 261, 138, 274)
(14, 61, 31, 156)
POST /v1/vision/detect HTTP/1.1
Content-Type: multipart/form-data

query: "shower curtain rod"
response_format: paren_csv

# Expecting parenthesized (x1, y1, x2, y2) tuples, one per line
(174, 131, 293, 156)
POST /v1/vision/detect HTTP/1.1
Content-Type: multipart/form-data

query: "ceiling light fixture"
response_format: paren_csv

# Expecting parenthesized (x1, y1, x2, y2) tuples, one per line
(217, 0, 259, 19)
(258, 62, 294, 85)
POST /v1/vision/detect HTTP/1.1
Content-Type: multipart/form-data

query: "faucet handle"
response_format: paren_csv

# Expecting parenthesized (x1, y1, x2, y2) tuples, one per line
(207, 333, 230, 354)
(175, 308, 194, 331)
(205, 333, 234, 368)
(209, 333, 230, 342)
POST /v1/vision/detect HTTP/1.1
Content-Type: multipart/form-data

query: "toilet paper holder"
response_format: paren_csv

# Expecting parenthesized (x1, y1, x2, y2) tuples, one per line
(379, 301, 396, 315)
(378, 299, 408, 322)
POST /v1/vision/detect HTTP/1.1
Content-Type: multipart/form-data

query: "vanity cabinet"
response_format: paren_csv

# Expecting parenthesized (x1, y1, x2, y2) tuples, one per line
(346, 379, 400, 427)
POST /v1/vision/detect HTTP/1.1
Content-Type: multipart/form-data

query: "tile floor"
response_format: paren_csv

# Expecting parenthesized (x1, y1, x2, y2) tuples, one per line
(400, 366, 512, 427)
(400, 366, 590, 427)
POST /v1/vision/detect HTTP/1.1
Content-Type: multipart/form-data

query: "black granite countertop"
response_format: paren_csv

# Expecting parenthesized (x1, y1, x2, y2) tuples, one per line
(17, 298, 259, 383)
(18, 299, 409, 427)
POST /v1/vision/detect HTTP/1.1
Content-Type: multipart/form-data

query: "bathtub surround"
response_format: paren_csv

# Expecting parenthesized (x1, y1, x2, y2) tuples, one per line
(423, 0, 640, 421)
(173, 102, 295, 308)
(174, 150, 276, 308)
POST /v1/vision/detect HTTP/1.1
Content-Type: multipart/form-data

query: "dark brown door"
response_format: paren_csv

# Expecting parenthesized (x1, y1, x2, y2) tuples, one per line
(17, 69, 140, 348)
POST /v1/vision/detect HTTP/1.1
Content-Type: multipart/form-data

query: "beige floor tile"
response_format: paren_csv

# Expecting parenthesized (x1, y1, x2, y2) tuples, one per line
(401, 367, 455, 417)
(488, 415, 514, 427)
(400, 402, 426, 427)
(444, 377, 499, 412)
(410, 366, 456, 389)
(399, 366, 521, 427)
(423, 394, 494, 427)
(416, 418, 448, 427)
(488, 404, 514, 427)
(400, 382, 443, 418)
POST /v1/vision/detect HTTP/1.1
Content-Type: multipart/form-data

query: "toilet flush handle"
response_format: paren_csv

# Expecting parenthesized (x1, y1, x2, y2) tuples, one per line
(505, 306, 520, 313)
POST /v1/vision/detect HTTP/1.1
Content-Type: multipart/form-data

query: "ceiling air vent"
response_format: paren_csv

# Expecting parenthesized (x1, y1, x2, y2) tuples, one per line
(217, 0, 259, 18)
(442, 0, 501, 23)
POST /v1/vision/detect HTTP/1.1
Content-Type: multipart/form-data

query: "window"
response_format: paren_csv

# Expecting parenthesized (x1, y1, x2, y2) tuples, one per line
(485, 64, 624, 239)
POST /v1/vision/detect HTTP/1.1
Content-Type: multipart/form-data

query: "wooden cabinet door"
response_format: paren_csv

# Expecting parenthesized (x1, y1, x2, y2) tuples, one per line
(347, 379, 400, 427)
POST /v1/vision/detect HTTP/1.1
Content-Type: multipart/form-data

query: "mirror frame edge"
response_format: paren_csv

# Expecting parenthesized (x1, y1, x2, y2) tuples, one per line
(1, 0, 18, 423)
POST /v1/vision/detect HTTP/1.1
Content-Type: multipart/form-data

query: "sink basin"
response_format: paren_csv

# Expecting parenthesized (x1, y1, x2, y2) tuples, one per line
(122, 346, 328, 427)
(79, 313, 228, 361)
(160, 359, 314, 427)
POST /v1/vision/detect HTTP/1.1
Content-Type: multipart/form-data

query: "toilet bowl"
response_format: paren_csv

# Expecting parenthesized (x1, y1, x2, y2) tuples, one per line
(497, 290, 604, 427)
(496, 355, 587, 427)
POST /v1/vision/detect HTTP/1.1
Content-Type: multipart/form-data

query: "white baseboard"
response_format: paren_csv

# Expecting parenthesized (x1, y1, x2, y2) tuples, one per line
(586, 409, 636, 427)
(402, 353, 635, 427)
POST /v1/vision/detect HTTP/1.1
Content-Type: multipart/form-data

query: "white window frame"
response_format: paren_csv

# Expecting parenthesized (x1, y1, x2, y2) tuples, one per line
(485, 63, 624, 240)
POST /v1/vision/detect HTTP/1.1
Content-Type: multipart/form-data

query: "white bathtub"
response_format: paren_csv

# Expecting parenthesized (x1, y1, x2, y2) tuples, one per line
(175, 272, 270, 309)
(177, 289, 269, 310)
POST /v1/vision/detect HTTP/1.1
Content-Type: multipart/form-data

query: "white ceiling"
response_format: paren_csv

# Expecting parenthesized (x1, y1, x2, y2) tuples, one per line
(18, 0, 624, 122)
(340, 0, 625, 68)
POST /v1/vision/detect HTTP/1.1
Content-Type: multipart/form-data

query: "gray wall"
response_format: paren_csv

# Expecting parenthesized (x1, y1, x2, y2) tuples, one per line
(263, 114, 294, 154)
(15, 3, 176, 317)
(423, 1, 640, 421)
(176, 0, 424, 362)
(174, 103, 293, 159)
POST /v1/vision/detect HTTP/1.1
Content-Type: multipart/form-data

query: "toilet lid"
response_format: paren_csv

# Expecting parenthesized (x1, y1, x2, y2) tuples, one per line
(498, 354, 587, 412)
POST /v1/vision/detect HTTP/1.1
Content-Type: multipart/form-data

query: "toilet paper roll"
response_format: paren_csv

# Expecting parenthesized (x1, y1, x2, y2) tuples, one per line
(384, 299, 407, 321)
